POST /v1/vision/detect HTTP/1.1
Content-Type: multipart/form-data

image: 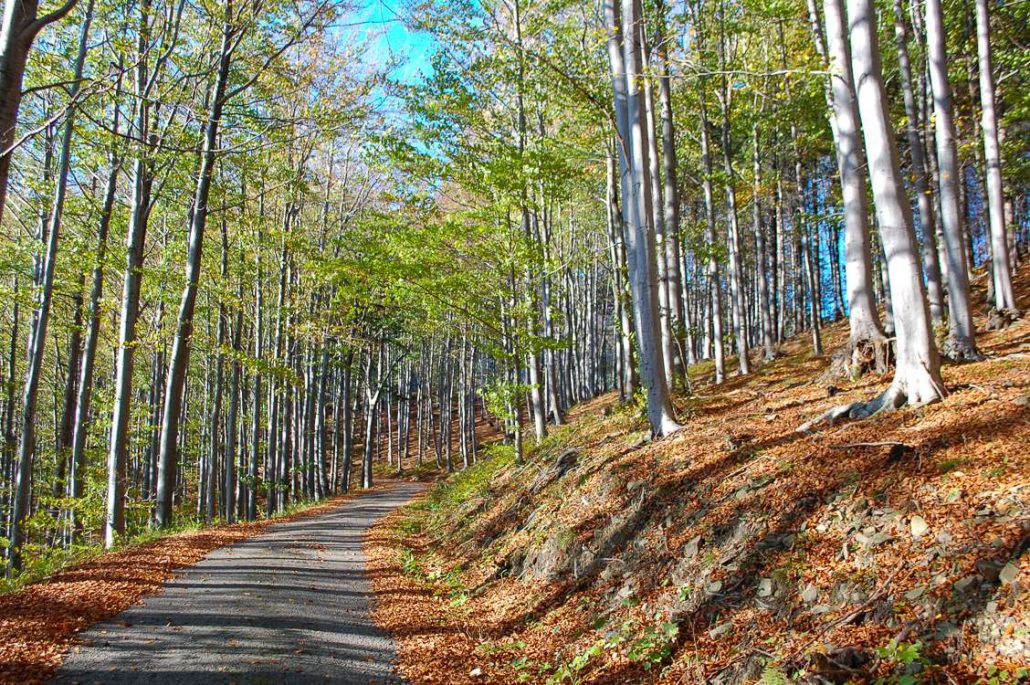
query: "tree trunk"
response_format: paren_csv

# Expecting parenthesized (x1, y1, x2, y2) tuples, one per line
(605, 153, 635, 401)
(107, 0, 159, 547)
(699, 85, 726, 384)
(847, 0, 944, 411)
(823, 0, 887, 363)
(606, 0, 679, 436)
(154, 8, 232, 528)
(717, 11, 750, 376)
(925, 0, 980, 360)
(640, 22, 678, 388)
(656, 0, 685, 378)
(753, 123, 776, 360)
(973, 0, 1017, 315)
(891, 0, 945, 326)
(68, 95, 120, 537)
(9, 1, 91, 569)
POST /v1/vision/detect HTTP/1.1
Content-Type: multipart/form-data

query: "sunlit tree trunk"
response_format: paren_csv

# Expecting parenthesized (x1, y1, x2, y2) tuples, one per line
(925, 0, 979, 360)
(891, 0, 944, 326)
(605, 0, 679, 436)
(848, 0, 944, 411)
(655, 0, 685, 377)
(154, 6, 233, 527)
(640, 21, 678, 387)
(717, 10, 750, 376)
(699, 87, 726, 384)
(823, 0, 887, 364)
(753, 123, 776, 360)
(107, 0, 163, 546)
(9, 1, 92, 569)
(973, 0, 1017, 314)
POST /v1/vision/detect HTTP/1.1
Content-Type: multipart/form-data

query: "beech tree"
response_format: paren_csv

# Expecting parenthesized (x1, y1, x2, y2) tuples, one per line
(821, 0, 887, 374)
(839, 0, 944, 414)
(974, 0, 1017, 317)
(925, 0, 979, 360)
(606, 0, 679, 436)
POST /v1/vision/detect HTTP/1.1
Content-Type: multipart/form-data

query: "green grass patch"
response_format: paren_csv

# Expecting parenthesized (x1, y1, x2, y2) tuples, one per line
(425, 442, 515, 517)
(935, 457, 966, 474)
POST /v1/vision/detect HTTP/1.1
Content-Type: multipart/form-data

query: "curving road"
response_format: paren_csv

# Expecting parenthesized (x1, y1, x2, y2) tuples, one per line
(52, 483, 423, 685)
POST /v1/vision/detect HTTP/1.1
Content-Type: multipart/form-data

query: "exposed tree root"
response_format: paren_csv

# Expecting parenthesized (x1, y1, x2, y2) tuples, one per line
(941, 336, 986, 363)
(984, 307, 1021, 331)
(826, 336, 893, 381)
(796, 381, 941, 433)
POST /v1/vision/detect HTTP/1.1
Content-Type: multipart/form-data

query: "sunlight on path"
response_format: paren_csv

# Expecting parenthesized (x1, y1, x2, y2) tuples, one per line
(52, 484, 425, 685)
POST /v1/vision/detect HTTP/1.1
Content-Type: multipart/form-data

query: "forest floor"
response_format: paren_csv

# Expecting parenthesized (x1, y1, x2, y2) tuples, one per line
(0, 483, 423, 685)
(367, 269, 1030, 685)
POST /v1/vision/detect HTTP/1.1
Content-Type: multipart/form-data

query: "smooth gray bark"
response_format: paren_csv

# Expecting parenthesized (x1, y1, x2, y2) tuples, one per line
(154, 7, 233, 527)
(606, 0, 679, 436)
(717, 14, 750, 375)
(925, 0, 979, 359)
(848, 0, 944, 410)
(753, 123, 776, 360)
(891, 0, 945, 326)
(640, 23, 677, 388)
(823, 0, 886, 348)
(655, 1, 685, 377)
(973, 0, 1017, 313)
(699, 88, 726, 384)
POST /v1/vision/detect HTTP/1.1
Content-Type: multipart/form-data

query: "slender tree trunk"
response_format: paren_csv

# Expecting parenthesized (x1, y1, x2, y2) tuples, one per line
(9, 2, 92, 569)
(606, 0, 679, 436)
(753, 123, 776, 360)
(891, 0, 945, 326)
(68, 98, 120, 537)
(340, 352, 353, 491)
(699, 85, 726, 384)
(154, 8, 233, 527)
(973, 0, 1017, 315)
(823, 0, 888, 363)
(717, 12, 750, 376)
(315, 344, 330, 496)
(107, 0, 159, 547)
(925, 0, 980, 360)
(218, 268, 241, 519)
(640, 22, 677, 388)
(793, 136, 823, 355)
(251, 289, 263, 517)
(605, 153, 635, 401)
(55, 277, 84, 497)
(655, 0, 685, 378)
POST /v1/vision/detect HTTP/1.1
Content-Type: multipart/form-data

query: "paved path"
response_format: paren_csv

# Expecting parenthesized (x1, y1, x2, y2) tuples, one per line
(53, 483, 424, 685)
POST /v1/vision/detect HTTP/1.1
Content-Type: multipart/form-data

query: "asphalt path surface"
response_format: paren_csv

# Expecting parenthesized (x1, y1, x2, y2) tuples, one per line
(52, 483, 424, 685)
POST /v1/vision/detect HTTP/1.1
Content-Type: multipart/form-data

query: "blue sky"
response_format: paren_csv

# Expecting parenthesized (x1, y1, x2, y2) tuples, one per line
(353, 0, 436, 85)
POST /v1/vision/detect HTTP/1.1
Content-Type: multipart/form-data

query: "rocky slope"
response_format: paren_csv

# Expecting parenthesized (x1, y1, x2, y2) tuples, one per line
(368, 271, 1030, 684)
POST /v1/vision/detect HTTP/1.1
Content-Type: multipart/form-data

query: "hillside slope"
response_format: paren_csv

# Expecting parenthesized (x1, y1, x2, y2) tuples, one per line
(367, 271, 1030, 684)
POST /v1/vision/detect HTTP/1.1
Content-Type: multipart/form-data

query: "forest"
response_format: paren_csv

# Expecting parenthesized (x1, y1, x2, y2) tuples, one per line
(0, 0, 1026, 682)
